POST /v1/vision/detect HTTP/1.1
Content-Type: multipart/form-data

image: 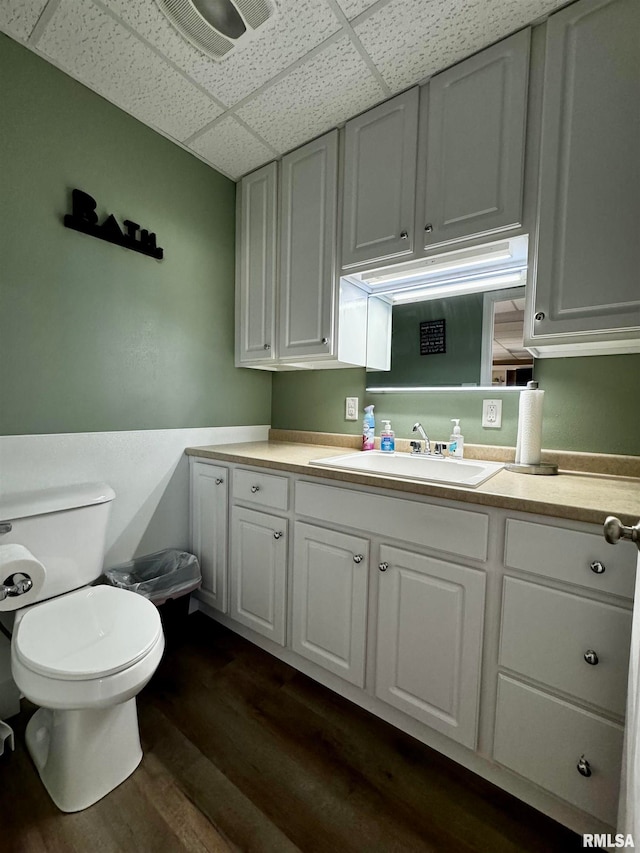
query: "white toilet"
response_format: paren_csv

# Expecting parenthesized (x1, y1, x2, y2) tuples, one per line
(0, 483, 165, 812)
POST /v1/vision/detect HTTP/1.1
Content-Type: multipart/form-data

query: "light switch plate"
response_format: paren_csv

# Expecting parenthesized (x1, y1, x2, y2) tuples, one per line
(482, 399, 502, 428)
(345, 396, 359, 421)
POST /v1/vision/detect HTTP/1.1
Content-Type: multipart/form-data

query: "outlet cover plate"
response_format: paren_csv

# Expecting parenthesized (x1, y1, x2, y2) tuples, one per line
(345, 397, 359, 421)
(482, 399, 502, 428)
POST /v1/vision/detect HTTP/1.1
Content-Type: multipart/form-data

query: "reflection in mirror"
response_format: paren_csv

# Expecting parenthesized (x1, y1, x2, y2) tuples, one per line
(480, 287, 533, 386)
(362, 237, 532, 390)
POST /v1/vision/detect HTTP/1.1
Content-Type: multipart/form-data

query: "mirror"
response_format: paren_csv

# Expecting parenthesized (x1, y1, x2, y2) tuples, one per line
(366, 286, 533, 389)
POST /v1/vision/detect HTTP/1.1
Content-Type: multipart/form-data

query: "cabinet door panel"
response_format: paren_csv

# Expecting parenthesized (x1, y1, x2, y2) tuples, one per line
(236, 162, 277, 364)
(292, 522, 369, 687)
(375, 545, 485, 748)
(278, 131, 338, 360)
(230, 507, 287, 645)
(190, 461, 228, 613)
(421, 28, 530, 248)
(342, 89, 418, 268)
(530, 0, 640, 342)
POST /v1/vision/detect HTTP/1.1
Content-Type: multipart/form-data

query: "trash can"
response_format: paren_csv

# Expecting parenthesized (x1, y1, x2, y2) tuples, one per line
(102, 548, 201, 606)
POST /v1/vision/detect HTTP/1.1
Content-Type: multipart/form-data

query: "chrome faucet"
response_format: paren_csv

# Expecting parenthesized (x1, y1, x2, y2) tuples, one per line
(411, 422, 431, 455)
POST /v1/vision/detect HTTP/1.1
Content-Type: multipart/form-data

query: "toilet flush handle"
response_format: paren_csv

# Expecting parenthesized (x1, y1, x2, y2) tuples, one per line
(0, 573, 33, 602)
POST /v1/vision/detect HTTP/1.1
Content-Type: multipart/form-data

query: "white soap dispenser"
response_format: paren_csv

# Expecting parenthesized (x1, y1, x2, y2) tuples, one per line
(450, 419, 464, 459)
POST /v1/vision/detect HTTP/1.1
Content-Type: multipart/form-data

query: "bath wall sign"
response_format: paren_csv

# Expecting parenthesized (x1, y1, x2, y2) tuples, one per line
(63, 189, 164, 260)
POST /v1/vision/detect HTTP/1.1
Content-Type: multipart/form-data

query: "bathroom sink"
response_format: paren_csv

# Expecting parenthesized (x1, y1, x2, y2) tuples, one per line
(309, 451, 504, 488)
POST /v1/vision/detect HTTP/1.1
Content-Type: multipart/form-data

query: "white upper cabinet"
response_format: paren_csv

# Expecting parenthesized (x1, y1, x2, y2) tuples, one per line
(235, 162, 277, 366)
(525, 0, 640, 356)
(341, 89, 419, 270)
(419, 28, 530, 250)
(278, 130, 338, 361)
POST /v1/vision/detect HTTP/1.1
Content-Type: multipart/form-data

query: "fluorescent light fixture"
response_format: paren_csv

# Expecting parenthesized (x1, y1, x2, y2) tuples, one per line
(364, 244, 513, 287)
(391, 272, 524, 304)
(365, 385, 524, 393)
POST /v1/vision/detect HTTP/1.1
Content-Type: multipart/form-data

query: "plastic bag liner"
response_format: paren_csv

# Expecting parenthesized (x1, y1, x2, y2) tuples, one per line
(103, 549, 201, 606)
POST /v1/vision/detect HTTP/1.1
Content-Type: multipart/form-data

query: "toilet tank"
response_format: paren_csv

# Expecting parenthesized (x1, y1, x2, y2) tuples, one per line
(0, 483, 115, 604)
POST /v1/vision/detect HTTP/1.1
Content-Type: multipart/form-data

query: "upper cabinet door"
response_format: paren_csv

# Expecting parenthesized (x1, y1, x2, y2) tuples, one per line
(278, 130, 338, 361)
(236, 162, 277, 365)
(420, 28, 530, 250)
(527, 0, 640, 348)
(341, 89, 419, 270)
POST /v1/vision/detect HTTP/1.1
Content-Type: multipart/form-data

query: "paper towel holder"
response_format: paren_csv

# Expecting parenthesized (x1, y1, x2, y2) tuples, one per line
(505, 461, 558, 475)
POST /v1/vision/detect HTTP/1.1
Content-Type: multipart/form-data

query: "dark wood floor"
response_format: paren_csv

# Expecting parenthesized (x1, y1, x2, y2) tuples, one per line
(3, 604, 584, 852)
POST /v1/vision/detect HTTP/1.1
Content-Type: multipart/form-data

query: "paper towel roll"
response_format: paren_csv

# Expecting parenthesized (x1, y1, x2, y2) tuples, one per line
(515, 388, 545, 466)
(0, 544, 46, 612)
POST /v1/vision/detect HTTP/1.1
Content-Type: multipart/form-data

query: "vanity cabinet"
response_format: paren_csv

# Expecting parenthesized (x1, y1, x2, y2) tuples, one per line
(341, 89, 419, 269)
(189, 460, 228, 613)
(494, 517, 635, 826)
(418, 28, 530, 251)
(375, 544, 485, 748)
(292, 522, 369, 687)
(230, 506, 288, 646)
(525, 0, 640, 356)
(189, 455, 638, 835)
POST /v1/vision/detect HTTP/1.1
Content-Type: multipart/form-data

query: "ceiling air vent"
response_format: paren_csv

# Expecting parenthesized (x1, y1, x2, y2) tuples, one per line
(157, 0, 277, 61)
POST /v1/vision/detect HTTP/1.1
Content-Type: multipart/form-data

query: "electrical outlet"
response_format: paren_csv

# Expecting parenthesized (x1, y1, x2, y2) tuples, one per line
(345, 397, 359, 421)
(482, 399, 502, 428)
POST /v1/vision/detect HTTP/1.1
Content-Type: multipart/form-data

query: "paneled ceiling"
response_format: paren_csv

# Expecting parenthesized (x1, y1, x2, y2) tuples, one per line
(0, 0, 567, 180)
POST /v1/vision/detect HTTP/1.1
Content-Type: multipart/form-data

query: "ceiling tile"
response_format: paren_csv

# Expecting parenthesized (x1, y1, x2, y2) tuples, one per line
(483, 0, 567, 41)
(36, 0, 222, 141)
(354, 0, 490, 92)
(335, 0, 386, 20)
(190, 117, 275, 180)
(0, 0, 48, 41)
(103, 0, 341, 107)
(236, 35, 385, 152)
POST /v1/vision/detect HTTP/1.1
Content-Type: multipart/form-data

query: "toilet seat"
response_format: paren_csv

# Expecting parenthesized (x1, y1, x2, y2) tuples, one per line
(14, 585, 162, 681)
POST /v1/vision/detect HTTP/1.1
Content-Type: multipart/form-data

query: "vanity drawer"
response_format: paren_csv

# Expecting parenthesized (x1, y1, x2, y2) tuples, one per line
(494, 675, 623, 826)
(500, 577, 631, 716)
(296, 481, 488, 561)
(233, 468, 289, 511)
(504, 519, 636, 598)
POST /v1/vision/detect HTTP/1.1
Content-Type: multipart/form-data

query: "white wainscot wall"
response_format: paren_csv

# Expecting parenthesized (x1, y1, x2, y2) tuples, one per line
(0, 426, 269, 567)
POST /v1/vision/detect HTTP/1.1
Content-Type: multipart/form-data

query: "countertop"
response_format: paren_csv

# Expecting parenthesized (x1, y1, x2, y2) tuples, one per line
(186, 440, 640, 528)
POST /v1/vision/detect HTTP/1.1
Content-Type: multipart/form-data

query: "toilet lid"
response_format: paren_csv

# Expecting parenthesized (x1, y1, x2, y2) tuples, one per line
(15, 585, 163, 681)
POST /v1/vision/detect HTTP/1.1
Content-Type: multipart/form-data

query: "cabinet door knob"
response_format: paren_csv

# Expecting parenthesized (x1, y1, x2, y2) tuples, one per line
(424, 223, 433, 233)
(273, 531, 283, 540)
(590, 560, 605, 574)
(215, 478, 224, 485)
(321, 337, 329, 345)
(263, 343, 271, 350)
(535, 312, 545, 321)
(353, 554, 364, 564)
(378, 561, 389, 572)
(400, 231, 408, 240)
(604, 515, 640, 547)
(577, 755, 592, 778)
(251, 485, 261, 493)
(584, 650, 599, 666)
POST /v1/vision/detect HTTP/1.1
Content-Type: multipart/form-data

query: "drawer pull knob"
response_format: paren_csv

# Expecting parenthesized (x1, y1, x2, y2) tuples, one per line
(590, 560, 605, 574)
(215, 478, 224, 485)
(584, 650, 599, 666)
(263, 343, 271, 350)
(273, 531, 283, 540)
(577, 755, 592, 778)
(379, 561, 389, 572)
(251, 485, 261, 493)
(604, 516, 640, 548)
(353, 554, 364, 564)
(400, 230, 408, 240)
(424, 223, 433, 233)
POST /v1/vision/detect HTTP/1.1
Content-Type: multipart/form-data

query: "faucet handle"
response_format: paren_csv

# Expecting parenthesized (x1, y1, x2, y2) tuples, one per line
(409, 441, 422, 454)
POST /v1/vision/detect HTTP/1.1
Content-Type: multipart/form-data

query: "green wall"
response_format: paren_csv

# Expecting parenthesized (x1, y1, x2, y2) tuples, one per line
(371, 293, 484, 387)
(0, 34, 271, 436)
(272, 353, 640, 455)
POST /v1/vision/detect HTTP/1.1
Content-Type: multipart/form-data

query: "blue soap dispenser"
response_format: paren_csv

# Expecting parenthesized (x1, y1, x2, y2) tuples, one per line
(380, 420, 395, 453)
